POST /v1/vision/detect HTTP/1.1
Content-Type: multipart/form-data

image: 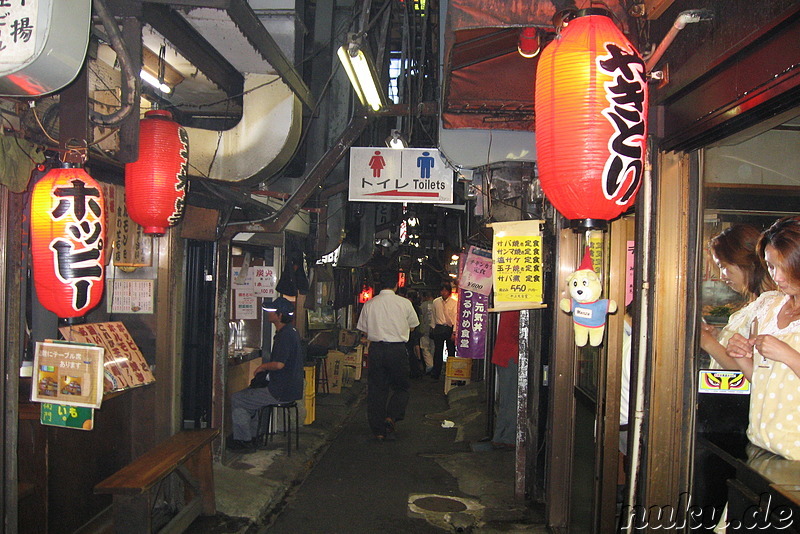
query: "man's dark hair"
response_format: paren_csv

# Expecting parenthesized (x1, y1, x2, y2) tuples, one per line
(379, 270, 399, 290)
(440, 282, 453, 293)
(278, 312, 294, 324)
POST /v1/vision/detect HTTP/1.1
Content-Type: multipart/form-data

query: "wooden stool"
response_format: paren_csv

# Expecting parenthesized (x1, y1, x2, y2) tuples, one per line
(255, 401, 300, 455)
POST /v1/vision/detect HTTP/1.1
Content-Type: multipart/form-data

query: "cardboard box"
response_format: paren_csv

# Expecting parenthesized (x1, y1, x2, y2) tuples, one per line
(341, 346, 363, 381)
(338, 329, 359, 350)
(324, 351, 346, 394)
(342, 365, 356, 388)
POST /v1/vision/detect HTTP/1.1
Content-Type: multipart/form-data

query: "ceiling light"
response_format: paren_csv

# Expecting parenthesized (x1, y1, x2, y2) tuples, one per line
(337, 34, 386, 112)
(385, 129, 408, 149)
(140, 69, 172, 94)
(518, 28, 541, 58)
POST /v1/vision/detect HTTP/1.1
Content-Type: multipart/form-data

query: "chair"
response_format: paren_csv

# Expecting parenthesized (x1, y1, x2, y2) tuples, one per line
(306, 341, 330, 395)
(255, 401, 300, 455)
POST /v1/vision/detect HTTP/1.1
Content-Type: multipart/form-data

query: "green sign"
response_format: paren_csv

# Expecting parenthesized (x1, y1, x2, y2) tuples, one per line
(40, 403, 94, 430)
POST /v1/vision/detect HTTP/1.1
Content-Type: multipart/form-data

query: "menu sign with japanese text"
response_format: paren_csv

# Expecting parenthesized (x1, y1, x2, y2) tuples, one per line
(348, 147, 453, 203)
(458, 246, 493, 296)
(32, 341, 104, 409)
(490, 220, 547, 312)
(0, 0, 37, 69)
(59, 322, 155, 392)
(456, 290, 489, 359)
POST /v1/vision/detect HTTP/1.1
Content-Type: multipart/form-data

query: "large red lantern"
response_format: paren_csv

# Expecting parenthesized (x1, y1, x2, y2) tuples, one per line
(30, 165, 106, 319)
(535, 9, 648, 228)
(125, 110, 189, 236)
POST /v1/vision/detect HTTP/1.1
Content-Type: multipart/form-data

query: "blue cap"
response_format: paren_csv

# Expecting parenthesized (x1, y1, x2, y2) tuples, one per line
(262, 296, 294, 315)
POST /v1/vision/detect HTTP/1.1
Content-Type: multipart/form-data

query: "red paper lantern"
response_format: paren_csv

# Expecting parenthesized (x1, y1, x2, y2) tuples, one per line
(358, 285, 374, 304)
(30, 166, 106, 319)
(535, 9, 648, 227)
(125, 110, 189, 235)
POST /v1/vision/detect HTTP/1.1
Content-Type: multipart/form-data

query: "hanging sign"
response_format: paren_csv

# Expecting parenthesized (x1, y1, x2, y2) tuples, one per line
(458, 246, 493, 296)
(31, 341, 104, 409)
(489, 220, 547, 312)
(455, 290, 489, 359)
(253, 265, 277, 298)
(0, 0, 37, 69)
(348, 147, 453, 203)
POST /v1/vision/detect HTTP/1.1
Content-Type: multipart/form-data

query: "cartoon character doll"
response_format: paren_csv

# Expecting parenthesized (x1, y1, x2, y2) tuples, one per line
(560, 247, 617, 347)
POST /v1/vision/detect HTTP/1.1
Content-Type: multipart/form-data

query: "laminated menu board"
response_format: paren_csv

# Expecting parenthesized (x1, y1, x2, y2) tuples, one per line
(59, 322, 156, 393)
(32, 341, 105, 408)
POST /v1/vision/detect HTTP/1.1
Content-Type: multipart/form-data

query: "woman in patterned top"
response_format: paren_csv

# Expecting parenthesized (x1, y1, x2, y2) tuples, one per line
(700, 224, 776, 369)
(726, 216, 800, 460)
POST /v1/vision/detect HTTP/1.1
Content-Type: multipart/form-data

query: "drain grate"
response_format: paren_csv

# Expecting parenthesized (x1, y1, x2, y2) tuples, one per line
(412, 496, 468, 513)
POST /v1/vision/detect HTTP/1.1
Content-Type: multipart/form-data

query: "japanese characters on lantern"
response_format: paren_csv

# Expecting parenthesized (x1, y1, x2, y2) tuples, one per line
(30, 166, 106, 319)
(125, 110, 189, 235)
(534, 9, 648, 225)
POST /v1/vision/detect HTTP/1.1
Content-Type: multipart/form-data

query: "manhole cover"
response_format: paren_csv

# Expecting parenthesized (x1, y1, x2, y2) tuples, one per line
(412, 496, 468, 513)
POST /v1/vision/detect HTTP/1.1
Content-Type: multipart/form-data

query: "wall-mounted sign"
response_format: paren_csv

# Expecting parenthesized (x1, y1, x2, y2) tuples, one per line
(698, 370, 750, 395)
(40, 402, 94, 430)
(59, 322, 156, 393)
(107, 278, 154, 314)
(458, 246, 492, 296)
(489, 220, 547, 312)
(348, 147, 453, 203)
(32, 341, 104, 408)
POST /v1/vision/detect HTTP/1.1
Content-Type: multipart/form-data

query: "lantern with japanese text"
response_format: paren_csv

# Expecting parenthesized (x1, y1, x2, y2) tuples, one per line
(125, 110, 189, 236)
(30, 165, 106, 319)
(535, 9, 648, 229)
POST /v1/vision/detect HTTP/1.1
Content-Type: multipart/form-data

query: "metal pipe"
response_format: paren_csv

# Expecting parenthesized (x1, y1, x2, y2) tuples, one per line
(645, 9, 714, 73)
(91, 0, 137, 126)
(622, 139, 654, 531)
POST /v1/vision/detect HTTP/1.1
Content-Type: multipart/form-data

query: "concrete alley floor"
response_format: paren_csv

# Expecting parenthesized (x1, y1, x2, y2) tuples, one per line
(191, 375, 547, 533)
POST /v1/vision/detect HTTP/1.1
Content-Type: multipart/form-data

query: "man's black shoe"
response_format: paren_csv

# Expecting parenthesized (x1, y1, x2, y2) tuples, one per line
(227, 438, 255, 452)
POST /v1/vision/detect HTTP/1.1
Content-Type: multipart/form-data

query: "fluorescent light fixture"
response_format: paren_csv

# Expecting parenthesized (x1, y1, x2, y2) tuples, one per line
(140, 69, 172, 94)
(337, 36, 385, 112)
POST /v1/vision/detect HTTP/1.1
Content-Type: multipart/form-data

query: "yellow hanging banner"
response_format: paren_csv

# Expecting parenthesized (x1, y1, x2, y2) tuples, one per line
(489, 220, 547, 312)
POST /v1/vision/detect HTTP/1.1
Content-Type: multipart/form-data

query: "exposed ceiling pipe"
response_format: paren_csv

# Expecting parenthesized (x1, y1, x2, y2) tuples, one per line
(184, 73, 301, 184)
(645, 9, 714, 73)
(223, 112, 371, 237)
(90, 0, 136, 126)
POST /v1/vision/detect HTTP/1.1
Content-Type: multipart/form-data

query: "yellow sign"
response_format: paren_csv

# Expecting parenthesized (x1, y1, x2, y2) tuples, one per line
(489, 220, 547, 312)
(698, 370, 750, 395)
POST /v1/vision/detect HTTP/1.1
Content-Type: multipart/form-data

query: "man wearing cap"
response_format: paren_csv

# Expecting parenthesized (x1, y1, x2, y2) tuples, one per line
(357, 270, 420, 441)
(228, 297, 304, 451)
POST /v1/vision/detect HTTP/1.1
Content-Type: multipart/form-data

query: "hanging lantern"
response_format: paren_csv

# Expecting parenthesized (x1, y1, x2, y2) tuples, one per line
(125, 110, 189, 236)
(358, 285, 374, 304)
(30, 164, 106, 319)
(535, 9, 648, 229)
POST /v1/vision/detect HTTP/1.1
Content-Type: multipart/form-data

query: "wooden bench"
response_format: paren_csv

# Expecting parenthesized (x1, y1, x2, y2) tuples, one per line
(94, 428, 219, 534)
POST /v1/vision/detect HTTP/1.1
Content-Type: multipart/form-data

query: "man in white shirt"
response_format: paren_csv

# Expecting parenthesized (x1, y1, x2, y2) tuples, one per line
(357, 270, 420, 441)
(430, 282, 457, 379)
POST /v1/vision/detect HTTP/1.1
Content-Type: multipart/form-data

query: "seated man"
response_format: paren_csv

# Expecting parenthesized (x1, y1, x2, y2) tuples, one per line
(228, 297, 304, 451)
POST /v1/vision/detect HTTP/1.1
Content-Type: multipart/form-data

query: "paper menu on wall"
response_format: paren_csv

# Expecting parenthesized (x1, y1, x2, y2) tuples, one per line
(32, 341, 105, 409)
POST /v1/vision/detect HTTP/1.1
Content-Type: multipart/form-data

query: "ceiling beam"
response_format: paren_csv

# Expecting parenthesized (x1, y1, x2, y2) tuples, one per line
(224, 0, 314, 110)
(142, 3, 244, 100)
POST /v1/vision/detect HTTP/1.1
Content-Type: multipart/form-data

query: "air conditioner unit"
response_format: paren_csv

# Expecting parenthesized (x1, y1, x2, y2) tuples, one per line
(0, 0, 92, 96)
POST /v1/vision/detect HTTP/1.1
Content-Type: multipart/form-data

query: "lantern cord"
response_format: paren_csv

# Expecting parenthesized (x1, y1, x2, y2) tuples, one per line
(29, 105, 59, 146)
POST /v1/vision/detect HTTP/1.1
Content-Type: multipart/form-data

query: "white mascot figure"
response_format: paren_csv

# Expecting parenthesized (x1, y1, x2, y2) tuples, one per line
(559, 247, 617, 347)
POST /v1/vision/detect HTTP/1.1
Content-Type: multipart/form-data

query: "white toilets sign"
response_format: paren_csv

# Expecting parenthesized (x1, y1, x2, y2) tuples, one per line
(348, 147, 454, 203)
